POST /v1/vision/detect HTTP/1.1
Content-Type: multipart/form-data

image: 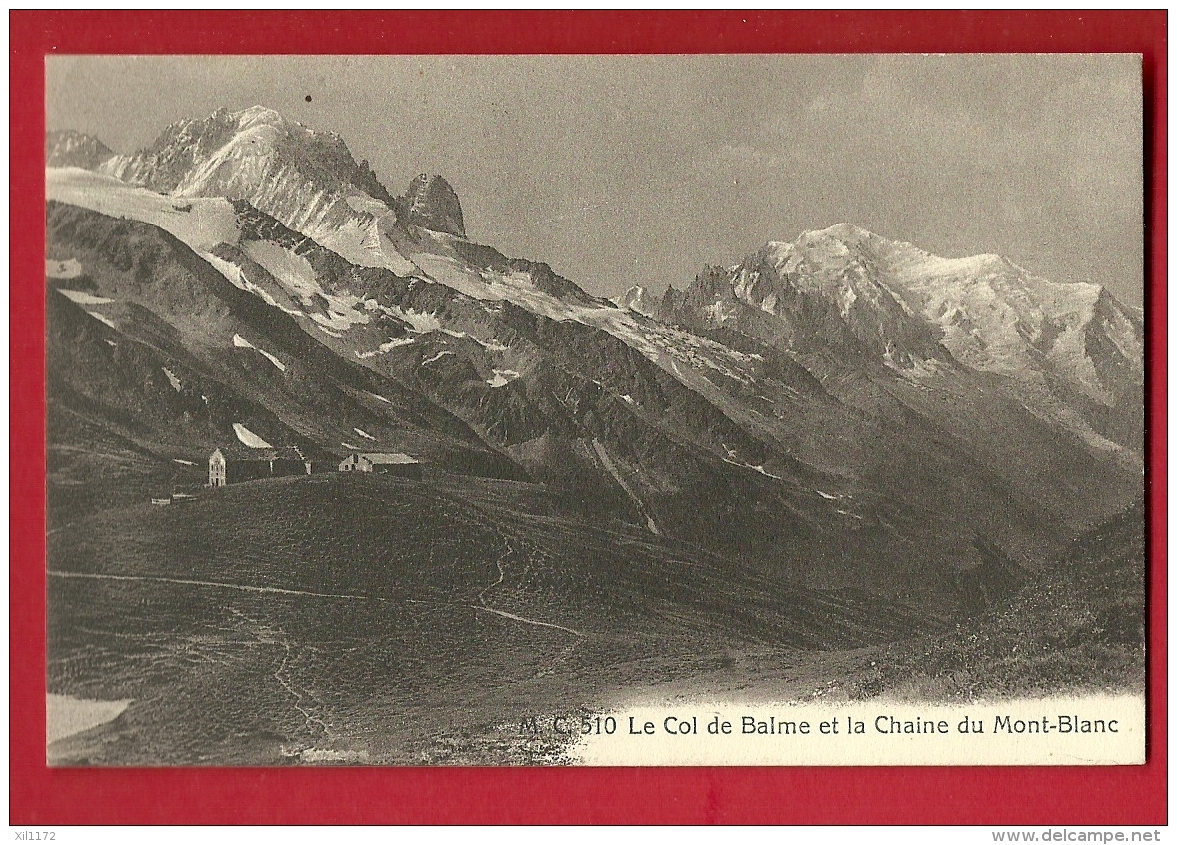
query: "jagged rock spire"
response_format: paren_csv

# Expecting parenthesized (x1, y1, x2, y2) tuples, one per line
(399, 173, 465, 238)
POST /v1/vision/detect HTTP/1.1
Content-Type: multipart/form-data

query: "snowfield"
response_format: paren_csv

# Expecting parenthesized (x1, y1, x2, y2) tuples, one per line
(380, 304, 443, 334)
(48, 167, 241, 252)
(202, 252, 304, 317)
(354, 335, 416, 359)
(241, 240, 371, 332)
(50, 165, 757, 402)
(98, 105, 418, 277)
(401, 236, 759, 390)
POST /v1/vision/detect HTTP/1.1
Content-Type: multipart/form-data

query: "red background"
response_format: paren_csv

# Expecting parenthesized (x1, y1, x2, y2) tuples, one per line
(10, 10, 1168, 825)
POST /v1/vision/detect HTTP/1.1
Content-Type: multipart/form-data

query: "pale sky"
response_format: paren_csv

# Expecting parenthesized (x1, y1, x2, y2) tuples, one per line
(48, 54, 1144, 304)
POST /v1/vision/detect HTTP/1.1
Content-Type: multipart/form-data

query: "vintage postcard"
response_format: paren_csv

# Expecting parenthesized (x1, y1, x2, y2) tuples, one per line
(44, 53, 1145, 767)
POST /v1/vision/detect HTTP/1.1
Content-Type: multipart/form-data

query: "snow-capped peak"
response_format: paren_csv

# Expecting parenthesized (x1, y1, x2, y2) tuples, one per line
(668, 223, 1143, 459)
(46, 129, 114, 170)
(612, 284, 658, 316)
(89, 105, 419, 274)
(234, 105, 286, 130)
(801, 222, 875, 243)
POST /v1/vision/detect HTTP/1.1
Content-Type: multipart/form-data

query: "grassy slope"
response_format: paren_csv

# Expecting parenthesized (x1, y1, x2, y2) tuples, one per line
(45, 421, 1147, 765)
(48, 472, 931, 765)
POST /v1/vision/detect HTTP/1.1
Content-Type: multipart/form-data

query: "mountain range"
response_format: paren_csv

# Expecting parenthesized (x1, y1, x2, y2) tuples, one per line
(46, 106, 1144, 616)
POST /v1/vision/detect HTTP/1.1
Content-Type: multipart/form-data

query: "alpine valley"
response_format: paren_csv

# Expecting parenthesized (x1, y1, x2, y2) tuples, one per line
(45, 107, 1145, 765)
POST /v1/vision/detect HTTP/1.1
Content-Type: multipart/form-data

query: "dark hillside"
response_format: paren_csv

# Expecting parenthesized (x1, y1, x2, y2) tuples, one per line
(48, 473, 934, 764)
(856, 501, 1146, 700)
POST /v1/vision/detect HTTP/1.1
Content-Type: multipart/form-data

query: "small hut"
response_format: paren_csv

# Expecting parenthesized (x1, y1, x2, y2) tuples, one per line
(338, 452, 422, 480)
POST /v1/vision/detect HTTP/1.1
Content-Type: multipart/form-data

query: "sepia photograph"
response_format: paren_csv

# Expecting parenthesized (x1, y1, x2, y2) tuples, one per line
(43, 53, 1146, 767)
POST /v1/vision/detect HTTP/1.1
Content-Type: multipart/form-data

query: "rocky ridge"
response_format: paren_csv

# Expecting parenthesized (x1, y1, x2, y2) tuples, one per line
(45, 107, 1145, 613)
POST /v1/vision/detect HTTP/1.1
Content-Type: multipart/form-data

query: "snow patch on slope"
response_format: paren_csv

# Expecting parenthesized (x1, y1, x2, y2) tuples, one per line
(47, 259, 84, 279)
(86, 311, 117, 329)
(355, 335, 417, 359)
(57, 289, 113, 305)
(486, 369, 520, 388)
(232, 333, 287, 371)
(380, 336, 417, 351)
(721, 445, 781, 480)
(472, 336, 509, 352)
(161, 367, 182, 391)
(232, 423, 272, 448)
(223, 264, 303, 316)
(590, 439, 659, 535)
(421, 350, 453, 366)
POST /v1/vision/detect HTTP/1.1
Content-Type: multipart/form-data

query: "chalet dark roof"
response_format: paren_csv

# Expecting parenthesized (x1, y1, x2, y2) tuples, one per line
(211, 445, 309, 462)
(357, 452, 418, 464)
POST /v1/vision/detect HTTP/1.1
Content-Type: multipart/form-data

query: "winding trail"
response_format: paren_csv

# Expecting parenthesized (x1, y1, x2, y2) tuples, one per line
(470, 539, 583, 636)
(54, 569, 584, 637)
(227, 608, 337, 746)
(48, 570, 385, 602)
(273, 641, 336, 741)
(478, 542, 513, 606)
(468, 605, 583, 637)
